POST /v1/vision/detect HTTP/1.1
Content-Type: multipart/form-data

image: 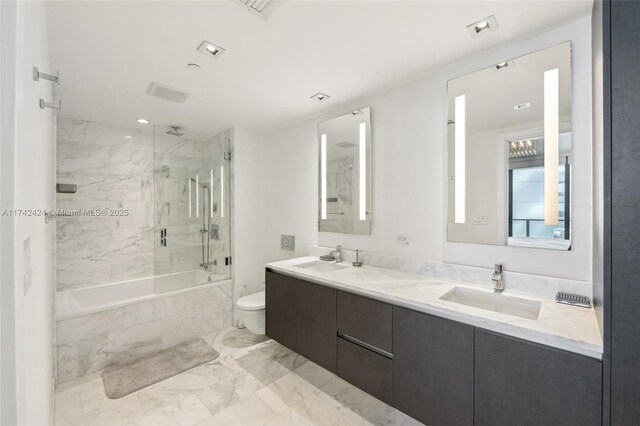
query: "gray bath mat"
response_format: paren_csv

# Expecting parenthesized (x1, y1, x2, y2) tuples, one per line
(102, 338, 220, 399)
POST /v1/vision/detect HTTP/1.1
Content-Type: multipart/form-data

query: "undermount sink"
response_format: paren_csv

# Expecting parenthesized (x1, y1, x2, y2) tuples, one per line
(294, 260, 349, 273)
(440, 286, 541, 320)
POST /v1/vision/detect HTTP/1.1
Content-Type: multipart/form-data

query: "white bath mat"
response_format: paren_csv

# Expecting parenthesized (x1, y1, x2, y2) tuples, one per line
(101, 338, 220, 399)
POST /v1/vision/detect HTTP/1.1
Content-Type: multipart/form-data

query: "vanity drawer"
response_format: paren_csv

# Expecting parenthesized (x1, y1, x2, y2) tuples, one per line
(337, 291, 392, 353)
(337, 337, 392, 405)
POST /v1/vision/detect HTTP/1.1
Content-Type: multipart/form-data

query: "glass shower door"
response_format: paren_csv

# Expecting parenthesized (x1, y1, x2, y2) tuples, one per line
(153, 126, 231, 294)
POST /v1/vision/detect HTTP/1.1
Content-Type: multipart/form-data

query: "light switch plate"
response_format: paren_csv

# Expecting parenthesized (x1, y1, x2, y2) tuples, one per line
(396, 235, 410, 245)
(281, 235, 295, 251)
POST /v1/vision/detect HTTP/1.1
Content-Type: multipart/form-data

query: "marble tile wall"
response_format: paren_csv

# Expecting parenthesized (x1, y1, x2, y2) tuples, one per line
(56, 118, 233, 292)
(56, 117, 155, 291)
(154, 129, 233, 281)
(56, 282, 233, 385)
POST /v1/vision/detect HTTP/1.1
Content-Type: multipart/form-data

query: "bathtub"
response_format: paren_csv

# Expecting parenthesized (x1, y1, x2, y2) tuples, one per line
(56, 269, 230, 319)
(55, 270, 233, 384)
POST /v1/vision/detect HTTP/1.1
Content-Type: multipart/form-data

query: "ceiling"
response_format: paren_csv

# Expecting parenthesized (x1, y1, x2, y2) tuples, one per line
(46, 0, 593, 136)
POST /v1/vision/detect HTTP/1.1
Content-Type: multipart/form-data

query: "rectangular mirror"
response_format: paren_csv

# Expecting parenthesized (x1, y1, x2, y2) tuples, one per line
(318, 107, 371, 234)
(447, 42, 572, 250)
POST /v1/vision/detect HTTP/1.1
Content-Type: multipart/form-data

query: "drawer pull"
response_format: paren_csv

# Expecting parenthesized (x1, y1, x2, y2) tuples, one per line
(338, 332, 393, 359)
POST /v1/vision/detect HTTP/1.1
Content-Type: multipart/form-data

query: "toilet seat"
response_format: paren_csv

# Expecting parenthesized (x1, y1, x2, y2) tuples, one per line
(237, 291, 265, 311)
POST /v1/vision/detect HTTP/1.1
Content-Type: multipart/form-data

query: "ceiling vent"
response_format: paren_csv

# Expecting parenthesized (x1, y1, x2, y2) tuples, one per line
(147, 82, 190, 103)
(234, 0, 283, 20)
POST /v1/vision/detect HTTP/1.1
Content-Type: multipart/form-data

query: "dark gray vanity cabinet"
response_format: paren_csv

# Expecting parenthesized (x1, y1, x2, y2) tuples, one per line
(336, 291, 392, 353)
(392, 307, 474, 426)
(474, 329, 602, 426)
(336, 291, 393, 404)
(297, 278, 337, 373)
(265, 271, 298, 351)
(337, 337, 393, 404)
(265, 271, 337, 373)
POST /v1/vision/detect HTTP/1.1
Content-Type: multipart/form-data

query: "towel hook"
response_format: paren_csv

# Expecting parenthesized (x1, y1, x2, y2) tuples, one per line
(33, 67, 60, 84)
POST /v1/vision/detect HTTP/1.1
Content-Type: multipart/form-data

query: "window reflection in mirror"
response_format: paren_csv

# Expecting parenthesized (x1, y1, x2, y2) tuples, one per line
(318, 107, 371, 235)
(507, 133, 571, 250)
(447, 42, 572, 250)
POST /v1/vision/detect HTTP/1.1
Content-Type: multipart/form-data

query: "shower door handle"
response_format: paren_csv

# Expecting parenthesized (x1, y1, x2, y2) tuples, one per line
(160, 228, 167, 247)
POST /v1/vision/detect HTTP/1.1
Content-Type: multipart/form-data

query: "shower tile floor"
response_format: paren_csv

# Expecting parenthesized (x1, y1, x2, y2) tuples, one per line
(54, 327, 423, 426)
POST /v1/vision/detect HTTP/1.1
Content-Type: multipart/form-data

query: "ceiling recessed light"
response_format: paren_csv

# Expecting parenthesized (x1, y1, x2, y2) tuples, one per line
(311, 93, 330, 102)
(513, 102, 531, 111)
(476, 21, 489, 31)
(197, 41, 226, 59)
(466, 15, 498, 38)
(124, 135, 133, 139)
(494, 60, 515, 71)
(187, 63, 201, 71)
(137, 118, 150, 124)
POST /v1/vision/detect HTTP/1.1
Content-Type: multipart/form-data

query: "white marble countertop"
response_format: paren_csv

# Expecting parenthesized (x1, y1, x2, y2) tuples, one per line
(266, 256, 603, 359)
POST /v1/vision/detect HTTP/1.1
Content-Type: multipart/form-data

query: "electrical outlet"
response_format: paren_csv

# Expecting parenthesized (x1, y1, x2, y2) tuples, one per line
(281, 234, 295, 251)
(473, 215, 489, 225)
(396, 235, 410, 245)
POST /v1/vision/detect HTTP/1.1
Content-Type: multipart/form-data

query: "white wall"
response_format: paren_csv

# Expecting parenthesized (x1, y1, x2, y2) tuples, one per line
(260, 16, 594, 283)
(232, 127, 270, 308)
(1, 1, 55, 424)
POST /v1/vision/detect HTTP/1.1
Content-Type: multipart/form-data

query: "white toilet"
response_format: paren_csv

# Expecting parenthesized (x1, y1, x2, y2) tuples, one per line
(236, 291, 266, 335)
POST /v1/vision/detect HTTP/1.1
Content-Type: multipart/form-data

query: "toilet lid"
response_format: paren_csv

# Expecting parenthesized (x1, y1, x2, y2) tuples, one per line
(237, 291, 265, 311)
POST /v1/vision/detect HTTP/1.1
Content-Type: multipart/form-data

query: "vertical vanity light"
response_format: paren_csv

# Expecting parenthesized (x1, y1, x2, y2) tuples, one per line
(220, 166, 225, 218)
(196, 175, 200, 218)
(544, 68, 559, 226)
(454, 95, 466, 224)
(321, 133, 327, 220)
(188, 178, 192, 218)
(359, 122, 367, 221)
(210, 169, 214, 218)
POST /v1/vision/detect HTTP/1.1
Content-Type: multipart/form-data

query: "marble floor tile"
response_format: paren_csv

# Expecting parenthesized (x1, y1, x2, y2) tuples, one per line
(290, 361, 336, 389)
(54, 327, 425, 426)
(334, 410, 376, 426)
(134, 394, 211, 426)
(265, 391, 345, 426)
(254, 372, 318, 414)
(317, 376, 369, 412)
(196, 394, 277, 426)
(350, 394, 422, 426)
(54, 391, 82, 425)
(135, 359, 238, 414)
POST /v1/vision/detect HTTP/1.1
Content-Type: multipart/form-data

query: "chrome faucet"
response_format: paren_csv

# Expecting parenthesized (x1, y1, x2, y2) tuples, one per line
(492, 263, 504, 293)
(331, 245, 343, 263)
(352, 249, 363, 267)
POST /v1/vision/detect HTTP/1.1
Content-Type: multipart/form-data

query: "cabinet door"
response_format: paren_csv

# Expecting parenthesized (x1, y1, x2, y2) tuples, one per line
(297, 280, 337, 373)
(337, 291, 392, 353)
(337, 337, 392, 404)
(265, 271, 298, 351)
(393, 307, 474, 426)
(475, 329, 602, 426)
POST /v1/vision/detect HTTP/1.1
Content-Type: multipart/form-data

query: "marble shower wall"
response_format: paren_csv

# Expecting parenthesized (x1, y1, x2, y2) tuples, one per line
(56, 282, 232, 384)
(56, 118, 233, 291)
(56, 117, 155, 291)
(154, 129, 233, 281)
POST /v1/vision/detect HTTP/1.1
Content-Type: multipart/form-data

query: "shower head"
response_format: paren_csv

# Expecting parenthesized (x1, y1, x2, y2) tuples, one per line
(166, 126, 184, 137)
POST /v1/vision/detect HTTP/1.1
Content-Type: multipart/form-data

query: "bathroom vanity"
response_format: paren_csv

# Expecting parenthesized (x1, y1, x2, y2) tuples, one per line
(265, 257, 603, 426)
